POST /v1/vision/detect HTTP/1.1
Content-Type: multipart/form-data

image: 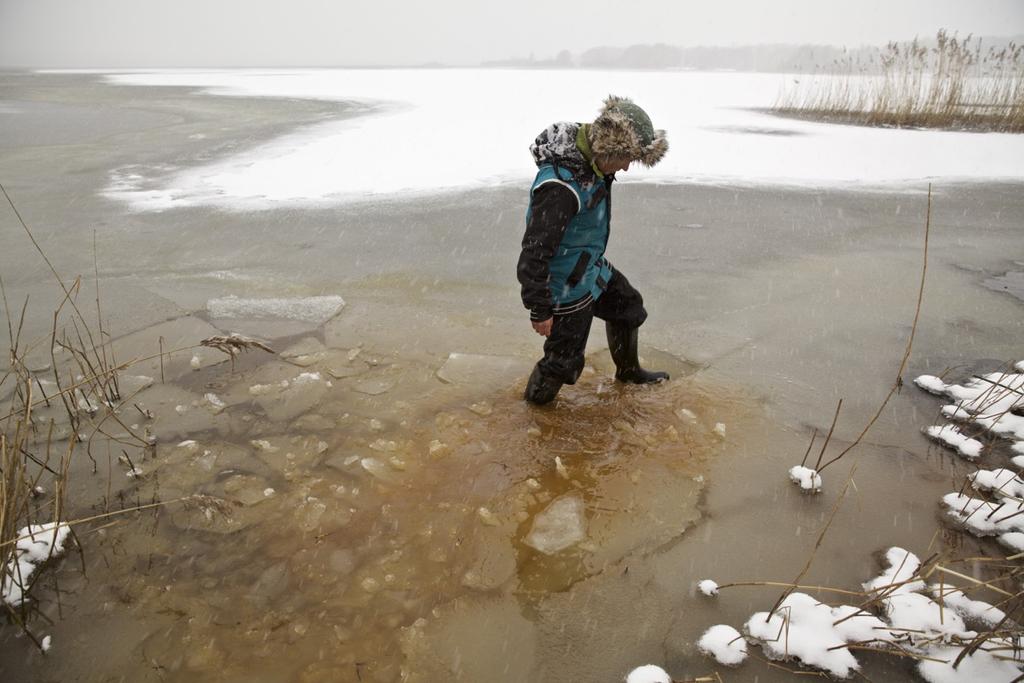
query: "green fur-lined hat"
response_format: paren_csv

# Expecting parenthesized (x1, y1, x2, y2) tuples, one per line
(590, 95, 668, 167)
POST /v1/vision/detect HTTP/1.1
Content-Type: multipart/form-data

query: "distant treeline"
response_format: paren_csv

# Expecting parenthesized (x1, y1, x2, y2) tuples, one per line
(482, 35, 1024, 73)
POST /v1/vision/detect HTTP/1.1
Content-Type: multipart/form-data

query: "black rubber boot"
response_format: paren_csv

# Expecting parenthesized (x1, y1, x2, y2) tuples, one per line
(524, 365, 563, 405)
(606, 323, 669, 384)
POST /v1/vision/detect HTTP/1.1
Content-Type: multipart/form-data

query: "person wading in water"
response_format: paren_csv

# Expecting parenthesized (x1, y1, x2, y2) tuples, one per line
(518, 96, 670, 405)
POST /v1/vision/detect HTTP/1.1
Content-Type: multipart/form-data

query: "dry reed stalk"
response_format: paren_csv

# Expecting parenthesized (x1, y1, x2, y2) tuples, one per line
(775, 31, 1024, 132)
(767, 464, 858, 620)
(816, 184, 931, 475)
(200, 334, 275, 366)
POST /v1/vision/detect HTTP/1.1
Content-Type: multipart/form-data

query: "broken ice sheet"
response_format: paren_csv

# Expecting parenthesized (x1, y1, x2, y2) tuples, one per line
(523, 494, 586, 555)
(279, 337, 327, 367)
(435, 352, 532, 386)
(206, 295, 345, 324)
(253, 371, 330, 421)
(351, 379, 394, 396)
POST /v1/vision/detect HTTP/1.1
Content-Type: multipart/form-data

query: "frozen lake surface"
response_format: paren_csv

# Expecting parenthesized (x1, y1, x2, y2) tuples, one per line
(98, 68, 1024, 210)
(1, 70, 1023, 682)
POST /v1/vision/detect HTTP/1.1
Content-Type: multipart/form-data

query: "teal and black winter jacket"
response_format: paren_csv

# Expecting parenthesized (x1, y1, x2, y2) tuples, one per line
(518, 122, 616, 321)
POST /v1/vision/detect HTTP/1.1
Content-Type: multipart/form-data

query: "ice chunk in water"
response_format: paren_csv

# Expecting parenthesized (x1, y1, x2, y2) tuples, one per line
(524, 494, 587, 555)
(361, 457, 399, 483)
(352, 379, 394, 395)
(280, 337, 327, 367)
(207, 295, 345, 323)
(436, 352, 532, 386)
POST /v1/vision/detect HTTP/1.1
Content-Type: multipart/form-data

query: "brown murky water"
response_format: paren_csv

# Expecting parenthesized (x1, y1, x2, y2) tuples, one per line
(5, 336, 750, 682)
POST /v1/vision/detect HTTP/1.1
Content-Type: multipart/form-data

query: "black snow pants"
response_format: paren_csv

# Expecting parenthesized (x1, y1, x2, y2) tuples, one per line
(535, 270, 648, 385)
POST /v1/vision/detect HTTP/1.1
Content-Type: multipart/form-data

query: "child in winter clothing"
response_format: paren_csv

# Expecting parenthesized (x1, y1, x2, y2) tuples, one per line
(518, 96, 669, 405)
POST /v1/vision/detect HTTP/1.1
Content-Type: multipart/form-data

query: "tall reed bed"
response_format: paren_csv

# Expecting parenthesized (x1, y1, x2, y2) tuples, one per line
(775, 31, 1024, 132)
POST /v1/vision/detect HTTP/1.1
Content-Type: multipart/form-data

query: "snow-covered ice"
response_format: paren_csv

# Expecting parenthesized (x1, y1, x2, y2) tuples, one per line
(98, 69, 1024, 211)
(698, 624, 747, 665)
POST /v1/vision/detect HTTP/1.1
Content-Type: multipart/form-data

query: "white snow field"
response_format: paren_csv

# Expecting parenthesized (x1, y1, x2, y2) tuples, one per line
(98, 68, 1024, 211)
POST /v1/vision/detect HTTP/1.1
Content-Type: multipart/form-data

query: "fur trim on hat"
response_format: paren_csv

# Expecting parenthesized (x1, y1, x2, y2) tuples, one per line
(590, 95, 668, 167)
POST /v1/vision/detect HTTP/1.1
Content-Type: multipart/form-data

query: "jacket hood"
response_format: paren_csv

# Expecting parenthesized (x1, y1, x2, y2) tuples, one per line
(529, 121, 589, 176)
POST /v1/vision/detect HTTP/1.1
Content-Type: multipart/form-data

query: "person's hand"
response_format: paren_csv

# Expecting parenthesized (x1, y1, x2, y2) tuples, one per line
(532, 318, 553, 337)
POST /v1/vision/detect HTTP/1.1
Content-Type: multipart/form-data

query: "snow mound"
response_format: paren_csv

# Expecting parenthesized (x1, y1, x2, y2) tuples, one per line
(863, 546, 925, 596)
(914, 374, 948, 395)
(923, 425, 983, 459)
(2, 522, 72, 606)
(698, 624, 747, 665)
(997, 532, 1024, 552)
(625, 664, 670, 683)
(788, 465, 822, 492)
(745, 592, 887, 678)
(930, 585, 1007, 628)
(915, 367, 1024, 459)
(700, 546, 1020, 678)
(970, 468, 1024, 499)
(918, 645, 1024, 683)
(942, 493, 1024, 536)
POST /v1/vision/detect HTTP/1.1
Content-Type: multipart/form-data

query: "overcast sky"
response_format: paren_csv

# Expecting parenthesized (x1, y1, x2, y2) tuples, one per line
(1, 0, 1022, 68)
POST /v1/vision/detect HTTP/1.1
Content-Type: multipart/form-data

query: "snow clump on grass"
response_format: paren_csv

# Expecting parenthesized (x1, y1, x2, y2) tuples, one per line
(862, 546, 926, 595)
(745, 592, 888, 678)
(698, 546, 1023, 679)
(918, 646, 1024, 683)
(941, 492, 1024, 537)
(930, 585, 1007, 628)
(970, 468, 1024, 498)
(2, 522, 71, 606)
(698, 624, 747, 665)
(788, 465, 822, 492)
(915, 366, 1024, 463)
(922, 424, 983, 459)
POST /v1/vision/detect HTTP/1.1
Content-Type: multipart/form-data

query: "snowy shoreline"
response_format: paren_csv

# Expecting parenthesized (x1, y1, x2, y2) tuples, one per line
(85, 68, 1024, 211)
